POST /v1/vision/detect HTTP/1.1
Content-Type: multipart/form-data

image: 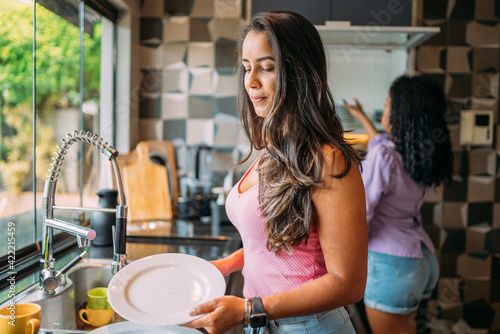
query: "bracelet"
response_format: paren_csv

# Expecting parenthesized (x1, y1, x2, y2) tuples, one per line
(242, 298, 251, 327)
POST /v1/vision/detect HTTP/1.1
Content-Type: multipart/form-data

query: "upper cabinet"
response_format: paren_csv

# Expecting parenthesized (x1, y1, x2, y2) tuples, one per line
(251, 0, 438, 50)
(252, 0, 330, 25)
(251, 0, 412, 26)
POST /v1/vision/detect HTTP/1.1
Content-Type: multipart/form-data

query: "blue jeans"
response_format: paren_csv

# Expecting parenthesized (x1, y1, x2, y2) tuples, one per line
(364, 245, 439, 314)
(244, 307, 355, 334)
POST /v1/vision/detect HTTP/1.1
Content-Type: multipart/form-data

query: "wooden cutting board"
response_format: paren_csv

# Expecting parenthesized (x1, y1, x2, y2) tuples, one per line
(143, 140, 179, 212)
(121, 141, 173, 221)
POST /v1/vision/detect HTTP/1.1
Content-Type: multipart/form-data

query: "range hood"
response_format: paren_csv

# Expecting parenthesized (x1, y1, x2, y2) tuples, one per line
(315, 21, 440, 50)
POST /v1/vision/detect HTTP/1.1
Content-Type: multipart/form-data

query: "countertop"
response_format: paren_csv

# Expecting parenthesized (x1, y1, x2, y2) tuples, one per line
(0, 218, 242, 303)
(88, 217, 241, 261)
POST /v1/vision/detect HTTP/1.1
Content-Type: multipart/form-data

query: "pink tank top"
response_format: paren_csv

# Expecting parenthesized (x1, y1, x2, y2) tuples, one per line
(225, 156, 327, 298)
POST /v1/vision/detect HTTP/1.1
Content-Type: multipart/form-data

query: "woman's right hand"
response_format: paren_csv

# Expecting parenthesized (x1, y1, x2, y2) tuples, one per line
(343, 97, 380, 139)
(182, 295, 245, 334)
(343, 98, 365, 120)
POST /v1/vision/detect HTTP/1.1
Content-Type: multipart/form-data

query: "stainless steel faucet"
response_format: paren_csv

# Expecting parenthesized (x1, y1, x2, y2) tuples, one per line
(40, 130, 128, 294)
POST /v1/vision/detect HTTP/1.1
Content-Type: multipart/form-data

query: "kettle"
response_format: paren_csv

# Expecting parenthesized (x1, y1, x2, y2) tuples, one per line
(182, 145, 214, 221)
(186, 145, 213, 185)
(91, 189, 118, 246)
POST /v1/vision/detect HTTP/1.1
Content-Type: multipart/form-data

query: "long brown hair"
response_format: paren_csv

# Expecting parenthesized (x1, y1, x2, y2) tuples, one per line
(237, 11, 362, 254)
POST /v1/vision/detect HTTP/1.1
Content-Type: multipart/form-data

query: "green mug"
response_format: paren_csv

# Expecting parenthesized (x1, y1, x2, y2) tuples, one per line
(87, 287, 111, 310)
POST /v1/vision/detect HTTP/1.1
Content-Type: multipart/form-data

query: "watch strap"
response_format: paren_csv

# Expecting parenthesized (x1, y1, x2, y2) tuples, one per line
(251, 297, 265, 314)
(250, 297, 268, 328)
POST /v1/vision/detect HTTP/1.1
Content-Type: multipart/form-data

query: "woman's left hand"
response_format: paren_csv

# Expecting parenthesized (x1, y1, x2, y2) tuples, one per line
(181, 295, 245, 334)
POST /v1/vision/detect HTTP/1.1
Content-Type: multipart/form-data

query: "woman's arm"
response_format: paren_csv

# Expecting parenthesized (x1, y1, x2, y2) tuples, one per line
(210, 248, 244, 277)
(184, 148, 367, 333)
(261, 147, 368, 319)
(344, 98, 379, 139)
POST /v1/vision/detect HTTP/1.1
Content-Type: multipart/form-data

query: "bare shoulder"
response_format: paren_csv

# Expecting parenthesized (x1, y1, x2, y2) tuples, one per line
(313, 143, 364, 210)
(321, 143, 349, 176)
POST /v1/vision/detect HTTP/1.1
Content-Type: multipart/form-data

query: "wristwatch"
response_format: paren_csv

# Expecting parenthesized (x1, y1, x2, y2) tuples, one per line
(250, 297, 268, 328)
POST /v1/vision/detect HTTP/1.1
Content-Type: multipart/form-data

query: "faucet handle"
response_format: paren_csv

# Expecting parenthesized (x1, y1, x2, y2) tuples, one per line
(40, 251, 88, 294)
(40, 269, 59, 293)
(57, 251, 88, 277)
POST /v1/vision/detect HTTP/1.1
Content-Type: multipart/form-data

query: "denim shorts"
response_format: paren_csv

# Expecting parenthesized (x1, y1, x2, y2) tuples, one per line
(364, 245, 439, 315)
(243, 307, 355, 334)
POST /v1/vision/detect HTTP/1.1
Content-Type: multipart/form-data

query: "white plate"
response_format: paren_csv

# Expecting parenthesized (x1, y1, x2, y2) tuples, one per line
(107, 253, 225, 326)
(89, 321, 200, 334)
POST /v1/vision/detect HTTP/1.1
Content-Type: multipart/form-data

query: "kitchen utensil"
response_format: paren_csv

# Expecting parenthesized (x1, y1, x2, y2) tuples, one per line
(87, 287, 112, 310)
(107, 253, 225, 326)
(79, 307, 114, 327)
(119, 141, 173, 221)
(0, 303, 41, 334)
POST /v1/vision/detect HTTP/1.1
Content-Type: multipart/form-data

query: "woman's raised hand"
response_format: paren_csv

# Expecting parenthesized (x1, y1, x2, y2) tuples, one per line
(343, 98, 365, 120)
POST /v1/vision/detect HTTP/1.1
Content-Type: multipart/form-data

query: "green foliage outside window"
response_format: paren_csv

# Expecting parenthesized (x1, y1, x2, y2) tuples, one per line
(0, 0, 101, 194)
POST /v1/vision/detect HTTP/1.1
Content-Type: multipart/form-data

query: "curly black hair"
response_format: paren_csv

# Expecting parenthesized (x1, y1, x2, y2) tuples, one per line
(389, 75, 453, 187)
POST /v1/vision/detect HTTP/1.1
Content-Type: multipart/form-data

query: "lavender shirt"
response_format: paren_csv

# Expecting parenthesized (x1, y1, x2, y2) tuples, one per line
(362, 134, 435, 258)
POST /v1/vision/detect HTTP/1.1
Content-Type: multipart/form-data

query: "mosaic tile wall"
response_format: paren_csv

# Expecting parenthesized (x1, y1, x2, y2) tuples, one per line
(138, 0, 249, 183)
(416, 0, 500, 331)
(138, 0, 500, 330)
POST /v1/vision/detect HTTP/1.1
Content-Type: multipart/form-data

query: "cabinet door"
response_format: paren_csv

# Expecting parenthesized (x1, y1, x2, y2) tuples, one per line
(330, 0, 411, 26)
(251, 0, 412, 27)
(251, 0, 330, 25)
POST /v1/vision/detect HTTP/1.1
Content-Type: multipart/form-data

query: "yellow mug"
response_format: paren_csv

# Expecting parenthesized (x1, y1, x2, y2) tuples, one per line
(78, 306, 114, 327)
(0, 303, 41, 334)
(87, 287, 111, 310)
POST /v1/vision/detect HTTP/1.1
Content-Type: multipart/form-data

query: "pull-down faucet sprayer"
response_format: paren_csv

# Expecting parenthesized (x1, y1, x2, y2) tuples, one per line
(40, 130, 128, 294)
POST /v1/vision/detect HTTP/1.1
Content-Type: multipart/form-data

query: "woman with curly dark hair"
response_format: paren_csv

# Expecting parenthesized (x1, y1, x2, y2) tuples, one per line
(345, 75, 453, 333)
(183, 11, 367, 334)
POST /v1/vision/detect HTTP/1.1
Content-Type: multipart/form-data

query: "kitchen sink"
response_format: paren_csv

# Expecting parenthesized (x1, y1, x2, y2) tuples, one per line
(3, 258, 124, 334)
(66, 258, 127, 331)
(0, 224, 241, 334)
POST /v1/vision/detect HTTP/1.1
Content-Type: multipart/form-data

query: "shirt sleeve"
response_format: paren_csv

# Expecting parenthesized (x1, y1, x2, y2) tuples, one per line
(362, 135, 395, 225)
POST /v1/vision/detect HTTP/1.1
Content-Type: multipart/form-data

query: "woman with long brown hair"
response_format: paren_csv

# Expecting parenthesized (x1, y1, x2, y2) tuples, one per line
(183, 11, 367, 334)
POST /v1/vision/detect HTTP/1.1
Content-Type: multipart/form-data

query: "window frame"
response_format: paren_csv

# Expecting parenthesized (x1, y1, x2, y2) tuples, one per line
(0, 0, 127, 294)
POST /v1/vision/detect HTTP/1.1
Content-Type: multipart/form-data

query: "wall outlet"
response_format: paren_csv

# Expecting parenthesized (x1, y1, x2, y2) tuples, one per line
(459, 110, 494, 146)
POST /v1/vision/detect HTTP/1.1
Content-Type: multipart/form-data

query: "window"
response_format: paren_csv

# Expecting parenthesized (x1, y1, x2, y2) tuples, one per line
(0, 0, 118, 258)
